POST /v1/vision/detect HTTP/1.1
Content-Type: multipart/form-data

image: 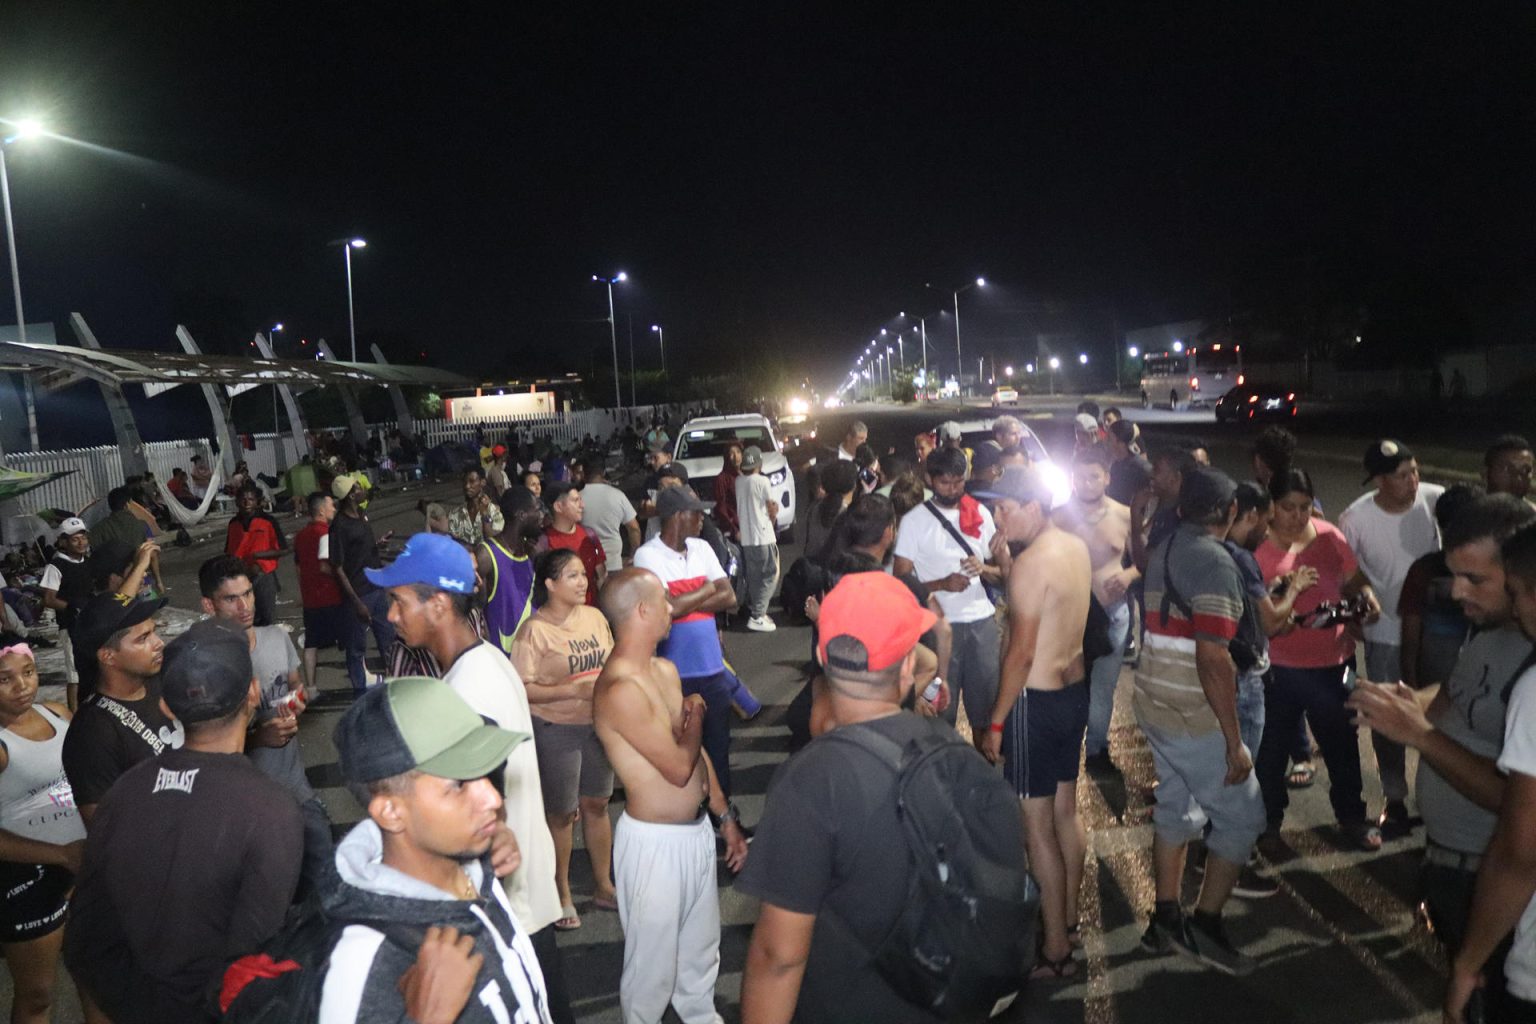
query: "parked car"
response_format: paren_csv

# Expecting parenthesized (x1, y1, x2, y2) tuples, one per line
(1214, 383, 1298, 424)
(673, 414, 797, 534)
(776, 415, 821, 472)
(991, 386, 1019, 408)
(948, 418, 1072, 508)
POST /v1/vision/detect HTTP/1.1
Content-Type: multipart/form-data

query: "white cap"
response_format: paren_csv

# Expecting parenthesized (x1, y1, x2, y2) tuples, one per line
(937, 421, 963, 441)
(1074, 413, 1099, 433)
(58, 517, 88, 537)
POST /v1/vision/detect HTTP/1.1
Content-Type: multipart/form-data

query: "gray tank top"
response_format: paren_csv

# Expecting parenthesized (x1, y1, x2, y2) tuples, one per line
(0, 705, 85, 846)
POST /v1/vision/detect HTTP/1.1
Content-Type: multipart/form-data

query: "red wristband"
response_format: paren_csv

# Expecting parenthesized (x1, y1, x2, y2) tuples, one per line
(989, 722, 1004, 734)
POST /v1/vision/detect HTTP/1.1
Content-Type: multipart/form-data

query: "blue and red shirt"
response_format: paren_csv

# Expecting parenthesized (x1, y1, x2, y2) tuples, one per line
(633, 535, 727, 678)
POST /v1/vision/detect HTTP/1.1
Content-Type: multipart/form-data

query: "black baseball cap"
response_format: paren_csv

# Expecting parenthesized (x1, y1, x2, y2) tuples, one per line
(656, 485, 705, 519)
(1178, 467, 1239, 519)
(1363, 439, 1415, 483)
(72, 591, 167, 663)
(160, 619, 253, 723)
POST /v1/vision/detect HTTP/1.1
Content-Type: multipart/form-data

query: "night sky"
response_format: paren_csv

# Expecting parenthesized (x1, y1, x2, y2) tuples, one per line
(1, 5, 1532, 392)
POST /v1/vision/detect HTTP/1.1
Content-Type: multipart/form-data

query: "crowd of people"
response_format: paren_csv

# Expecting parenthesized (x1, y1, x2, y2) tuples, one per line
(4, 410, 1536, 1023)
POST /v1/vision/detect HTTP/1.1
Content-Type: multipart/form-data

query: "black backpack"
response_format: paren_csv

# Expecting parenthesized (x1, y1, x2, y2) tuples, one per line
(823, 724, 1038, 1022)
(218, 895, 415, 1024)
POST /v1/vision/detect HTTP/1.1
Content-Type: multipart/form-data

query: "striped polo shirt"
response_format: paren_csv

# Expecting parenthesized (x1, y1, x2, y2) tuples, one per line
(1133, 524, 1244, 737)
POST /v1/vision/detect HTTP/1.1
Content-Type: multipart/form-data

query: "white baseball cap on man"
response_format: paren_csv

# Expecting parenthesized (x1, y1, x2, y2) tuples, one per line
(58, 518, 88, 538)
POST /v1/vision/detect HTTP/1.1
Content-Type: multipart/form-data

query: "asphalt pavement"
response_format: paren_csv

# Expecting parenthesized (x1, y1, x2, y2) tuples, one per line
(10, 404, 1466, 1023)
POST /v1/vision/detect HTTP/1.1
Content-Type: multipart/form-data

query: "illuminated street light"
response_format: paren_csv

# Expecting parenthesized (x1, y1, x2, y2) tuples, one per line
(327, 237, 368, 361)
(650, 324, 666, 375)
(1128, 345, 1139, 357)
(1025, 363, 1035, 373)
(1049, 357, 1061, 370)
(1078, 353, 1089, 365)
(926, 276, 987, 391)
(1, 117, 47, 347)
(1172, 339, 1184, 353)
(591, 273, 628, 407)
(1005, 365, 1014, 377)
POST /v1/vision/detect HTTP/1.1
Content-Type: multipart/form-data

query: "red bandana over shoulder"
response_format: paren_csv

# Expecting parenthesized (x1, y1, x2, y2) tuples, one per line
(957, 494, 984, 539)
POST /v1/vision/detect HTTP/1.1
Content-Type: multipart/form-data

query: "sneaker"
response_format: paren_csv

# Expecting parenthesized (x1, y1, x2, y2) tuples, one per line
(1140, 912, 1188, 955)
(1231, 864, 1280, 899)
(1174, 915, 1256, 976)
(747, 615, 777, 633)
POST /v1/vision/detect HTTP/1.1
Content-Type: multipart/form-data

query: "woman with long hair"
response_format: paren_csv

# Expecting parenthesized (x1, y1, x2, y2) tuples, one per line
(0, 644, 85, 1024)
(1255, 469, 1384, 850)
(805, 460, 860, 562)
(512, 548, 618, 929)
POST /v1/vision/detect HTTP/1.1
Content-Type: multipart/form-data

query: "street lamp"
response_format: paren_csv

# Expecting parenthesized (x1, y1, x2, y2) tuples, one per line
(1172, 339, 1184, 353)
(1127, 345, 1139, 357)
(1078, 353, 1089, 365)
(1048, 356, 1061, 396)
(927, 277, 986, 392)
(591, 273, 628, 408)
(1, 117, 46, 347)
(650, 324, 666, 375)
(328, 237, 367, 362)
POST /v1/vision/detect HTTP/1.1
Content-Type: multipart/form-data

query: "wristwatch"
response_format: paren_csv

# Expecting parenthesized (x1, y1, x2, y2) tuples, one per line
(710, 802, 743, 829)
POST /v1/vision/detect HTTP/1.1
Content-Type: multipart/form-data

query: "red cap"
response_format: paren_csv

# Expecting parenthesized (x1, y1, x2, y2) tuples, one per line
(817, 572, 938, 673)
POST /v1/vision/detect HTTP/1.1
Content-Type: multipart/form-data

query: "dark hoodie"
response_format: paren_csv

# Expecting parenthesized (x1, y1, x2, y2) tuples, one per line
(316, 820, 551, 1024)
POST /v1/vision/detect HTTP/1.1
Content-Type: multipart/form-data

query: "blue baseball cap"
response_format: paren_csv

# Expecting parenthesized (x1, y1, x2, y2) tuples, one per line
(364, 532, 475, 594)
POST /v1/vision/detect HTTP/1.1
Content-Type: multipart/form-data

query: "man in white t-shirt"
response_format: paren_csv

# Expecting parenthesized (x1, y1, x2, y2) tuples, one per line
(1445, 522, 1536, 1023)
(735, 446, 780, 633)
(579, 456, 640, 572)
(833, 421, 866, 461)
(364, 533, 572, 1021)
(1339, 439, 1444, 832)
(893, 446, 1005, 734)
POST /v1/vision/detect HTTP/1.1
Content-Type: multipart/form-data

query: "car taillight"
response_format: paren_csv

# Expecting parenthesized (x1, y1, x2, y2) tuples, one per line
(1247, 395, 1258, 403)
(1237, 374, 1245, 386)
(1286, 393, 1295, 401)
(1190, 376, 1200, 390)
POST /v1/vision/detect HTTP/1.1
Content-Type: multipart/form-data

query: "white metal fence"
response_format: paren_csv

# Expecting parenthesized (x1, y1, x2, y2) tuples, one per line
(0, 404, 692, 526)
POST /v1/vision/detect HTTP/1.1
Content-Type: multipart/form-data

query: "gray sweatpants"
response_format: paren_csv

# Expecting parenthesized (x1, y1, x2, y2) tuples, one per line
(946, 615, 1001, 736)
(740, 543, 779, 620)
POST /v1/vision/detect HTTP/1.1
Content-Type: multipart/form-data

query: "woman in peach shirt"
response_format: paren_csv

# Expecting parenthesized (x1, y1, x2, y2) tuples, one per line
(512, 548, 617, 929)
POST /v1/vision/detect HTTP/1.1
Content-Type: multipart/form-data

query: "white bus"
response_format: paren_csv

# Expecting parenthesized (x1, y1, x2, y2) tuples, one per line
(1139, 343, 1243, 410)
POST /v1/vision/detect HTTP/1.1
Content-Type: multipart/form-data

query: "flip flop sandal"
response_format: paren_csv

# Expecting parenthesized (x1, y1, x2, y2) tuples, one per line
(1286, 761, 1316, 788)
(554, 903, 581, 931)
(1030, 952, 1080, 981)
(1343, 822, 1383, 852)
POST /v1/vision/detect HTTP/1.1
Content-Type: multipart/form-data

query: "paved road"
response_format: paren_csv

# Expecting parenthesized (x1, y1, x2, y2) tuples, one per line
(11, 413, 1460, 1022)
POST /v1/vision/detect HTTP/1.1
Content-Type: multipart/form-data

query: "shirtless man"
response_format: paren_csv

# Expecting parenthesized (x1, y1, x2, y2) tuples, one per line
(1054, 445, 1139, 769)
(594, 568, 747, 1024)
(983, 467, 1093, 979)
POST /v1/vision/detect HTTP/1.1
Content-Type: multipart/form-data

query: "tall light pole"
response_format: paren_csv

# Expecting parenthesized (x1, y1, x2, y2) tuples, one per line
(927, 277, 985, 394)
(329, 237, 367, 362)
(268, 323, 284, 435)
(0, 119, 44, 347)
(592, 272, 627, 408)
(650, 324, 666, 375)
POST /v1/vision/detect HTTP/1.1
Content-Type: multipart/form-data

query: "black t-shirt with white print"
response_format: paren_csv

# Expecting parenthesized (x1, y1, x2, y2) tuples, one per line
(60, 682, 183, 808)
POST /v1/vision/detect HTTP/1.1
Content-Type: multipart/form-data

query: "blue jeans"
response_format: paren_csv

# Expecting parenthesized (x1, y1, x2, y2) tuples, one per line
(1086, 598, 1131, 756)
(345, 588, 397, 692)
(681, 670, 734, 799)
(1236, 670, 1266, 758)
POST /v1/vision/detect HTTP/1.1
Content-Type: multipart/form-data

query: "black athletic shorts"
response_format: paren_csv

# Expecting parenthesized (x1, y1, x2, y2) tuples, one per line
(0, 862, 72, 942)
(302, 604, 350, 650)
(1002, 682, 1089, 799)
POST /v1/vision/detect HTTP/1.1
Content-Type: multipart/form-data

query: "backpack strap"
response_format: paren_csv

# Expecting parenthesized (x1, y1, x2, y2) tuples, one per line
(923, 500, 976, 560)
(819, 720, 908, 773)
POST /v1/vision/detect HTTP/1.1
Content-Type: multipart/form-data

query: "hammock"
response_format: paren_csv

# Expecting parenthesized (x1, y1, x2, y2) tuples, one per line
(155, 464, 225, 527)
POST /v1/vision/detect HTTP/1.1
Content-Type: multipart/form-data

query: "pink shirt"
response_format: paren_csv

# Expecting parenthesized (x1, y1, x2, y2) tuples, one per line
(1256, 519, 1359, 669)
